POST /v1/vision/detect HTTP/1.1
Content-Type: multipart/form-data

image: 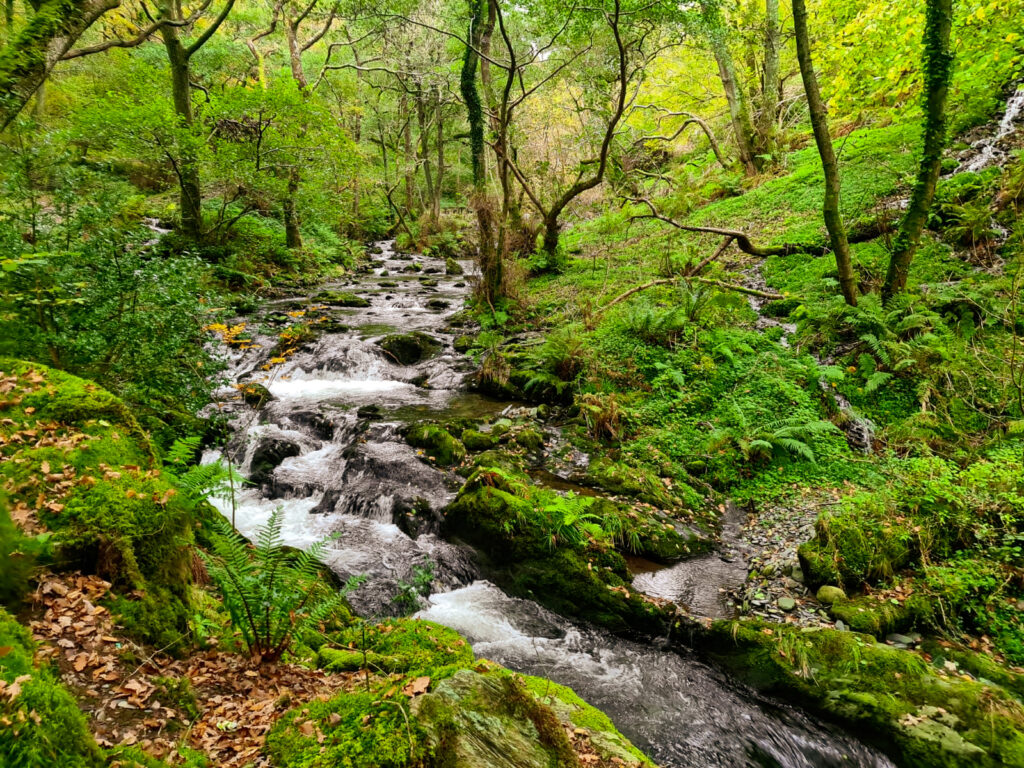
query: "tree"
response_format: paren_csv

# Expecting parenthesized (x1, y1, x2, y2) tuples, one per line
(881, 0, 954, 302)
(0, 0, 120, 131)
(792, 0, 857, 307)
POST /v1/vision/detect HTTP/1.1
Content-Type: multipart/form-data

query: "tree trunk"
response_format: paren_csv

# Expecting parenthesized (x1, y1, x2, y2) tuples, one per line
(0, 0, 121, 131)
(792, 0, 857, 307)
(160, 12, 202, 241)
(882, 0, 953, 302)
(461, 0, 501, 303)
(758, 0, 780, 161)
(433, 93, 443, 223)
(284, 169, 301, 248)
(400, 88, 415, 216)
(710, 32, 758, 175)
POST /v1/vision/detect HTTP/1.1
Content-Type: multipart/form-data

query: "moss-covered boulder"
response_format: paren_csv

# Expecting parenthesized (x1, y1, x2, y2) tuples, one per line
(0, 360, 195, 650)
(318, 618, 473, 680)
(445, 257, 464, 275)
(443, 467, 672, 635)
(461, 428, 498, 452)
(0, 609, 102, 768)
(689, 618, 1024, 768)
(453, 334, 476, 353)
(514, 428, 545, 452)
(377, 332, 443, 366)
(239, 382, 274, 408)
(585, 458, 682, 510)
(315, 289, 371, 307)
(405, 423, 466, 466)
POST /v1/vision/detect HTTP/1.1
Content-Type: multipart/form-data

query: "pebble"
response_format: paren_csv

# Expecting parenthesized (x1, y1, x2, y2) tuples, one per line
(778, 597, 797, 612)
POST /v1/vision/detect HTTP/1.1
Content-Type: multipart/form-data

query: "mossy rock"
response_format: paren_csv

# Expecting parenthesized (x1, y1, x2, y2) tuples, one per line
(0, 609, 103, 768)
(315, 290, 371, 307)
(249, 437, 301, 485)
(377, 332, 443, 366)
(453, 334, 476, 353)
(513, 428, 545, 452)
(585, 458, 679, 510)
(239, 382, 274, 409)
(0, 361, 194, 650)
(690, 618, 1024, 768)
(816, 585, 847, 605)
(405, 423, 466, 466)
(445, 257, 464, 275)
(461, 428, 498, 452)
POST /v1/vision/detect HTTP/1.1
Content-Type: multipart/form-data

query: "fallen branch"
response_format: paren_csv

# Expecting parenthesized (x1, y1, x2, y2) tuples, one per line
(626, 197, 828, 257)
(599, 278, 676, 313)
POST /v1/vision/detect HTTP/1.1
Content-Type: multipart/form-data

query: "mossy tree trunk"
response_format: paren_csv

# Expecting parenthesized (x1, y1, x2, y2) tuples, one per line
(792, 0, 858, 307)
(0, 0, 120, 131)
(708, 24, 758, 175)
(157, 0, 236, 243)
(758, 0, 781, 162)
(882, 0, 954, 302)
(461, 0, 502, 304)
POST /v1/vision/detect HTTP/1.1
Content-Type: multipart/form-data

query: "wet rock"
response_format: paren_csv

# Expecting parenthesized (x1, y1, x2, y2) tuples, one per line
(249, 438, 301, 485)
(453, 334, 476, 353)
(357, 404, 384, 420)
(288, 409, 336, 440)
(315, 290, 370, 307)
(240, 382, 274, 409)
(405, 423, 466, 466)
(377, 332, 443, 366)
(426, 298, 450, 311)
(445, 257, 464, 275)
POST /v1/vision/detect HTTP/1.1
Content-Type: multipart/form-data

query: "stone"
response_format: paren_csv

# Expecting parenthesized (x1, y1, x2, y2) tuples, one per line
(445, 257, 464, 275)
(377, 332, 443, 366)
(514, 428, 545, 452)
(239, 382, 274, 409)
(357, 404, 383, 420)
(886, 633, 917, 647)
(816, 585, 847, 605)
(426, 298, 450, 311)
(314, 290, 370, 307)
(777, 597, 797, 612)
(453, 335, 476, 353)
(249, 438, 301, 486)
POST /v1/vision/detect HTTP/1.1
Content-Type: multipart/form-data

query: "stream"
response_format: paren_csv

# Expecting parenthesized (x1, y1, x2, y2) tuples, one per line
(205, 241, 895, 768)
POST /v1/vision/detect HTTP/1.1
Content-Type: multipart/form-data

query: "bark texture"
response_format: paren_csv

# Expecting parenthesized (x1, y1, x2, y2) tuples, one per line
(792, 0, 857, 306)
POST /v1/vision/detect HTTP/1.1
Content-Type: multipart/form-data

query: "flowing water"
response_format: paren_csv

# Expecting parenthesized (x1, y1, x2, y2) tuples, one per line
(207, 241, 895, 768)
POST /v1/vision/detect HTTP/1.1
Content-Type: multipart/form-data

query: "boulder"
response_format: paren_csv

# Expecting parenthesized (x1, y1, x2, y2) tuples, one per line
(378, 332, 442, 366)
(445, 257, 464, 275)
(315, 290, 370, 307)
(816, 585, 847, 605)
(249, 438, 301, 485)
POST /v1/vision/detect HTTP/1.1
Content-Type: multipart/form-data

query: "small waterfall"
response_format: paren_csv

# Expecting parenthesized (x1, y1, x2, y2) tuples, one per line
(958, 85, 1024, 173)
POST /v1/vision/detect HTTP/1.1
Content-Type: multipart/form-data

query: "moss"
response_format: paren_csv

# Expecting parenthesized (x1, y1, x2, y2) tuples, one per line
(152, 676, 200, 722)
(445, 257, 464, 275)
(460, 428, 497, 452)
(239, 382, 274, 408)
(0, 361, 195, 651)
(314, 290, 371, 307)
(405, 423, 466, 466)
(322, 619, 474, 682)
(692, 618, 1024, 768)
(378, 332, 443, 366)
(453, 335, 476, 353)
(513, 428, 545, 452)
(585, 458, 679, 510)
(0, 608, 102, 768)
(266, 691, 430, 768)
(519, 673, 656, 766)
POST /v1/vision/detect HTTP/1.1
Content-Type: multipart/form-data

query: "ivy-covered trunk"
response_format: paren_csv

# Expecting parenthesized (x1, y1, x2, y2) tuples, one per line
(882, 0, 954, 302)
(461, 0, 502, 304)
(792, 0, 858, 307)
(0, 0, 120, 131)
(160, 14, 203, 242)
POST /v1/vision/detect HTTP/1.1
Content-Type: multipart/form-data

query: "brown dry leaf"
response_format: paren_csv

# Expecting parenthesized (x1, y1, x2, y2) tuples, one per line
(73, 653, 89, 672)
(402, 676, 431, 697)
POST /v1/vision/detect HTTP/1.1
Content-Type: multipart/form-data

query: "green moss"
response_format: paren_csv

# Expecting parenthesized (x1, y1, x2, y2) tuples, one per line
(0, 608, 102, 768)
(694, 619, 1024, 768)
(0, 361, 195, 651)
(266, 691, 430, 768)
(460, 428, 497, 452)
(378, 332, 443, 366)
(322, 619, 474, 682)
(513, 428, 545, 452)
(405, 423, 467, 466)
(314, 290, 371, 307)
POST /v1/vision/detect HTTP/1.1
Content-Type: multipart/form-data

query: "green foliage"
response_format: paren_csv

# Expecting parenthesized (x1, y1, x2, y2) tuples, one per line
(0, 495, 45, 609)
(0, 608, 102, 768)
(199, 508, 363, 663)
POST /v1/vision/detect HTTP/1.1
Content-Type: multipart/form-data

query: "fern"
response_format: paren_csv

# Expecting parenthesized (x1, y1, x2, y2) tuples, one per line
(199, 509, 363, 663)
(864, 371, 893, 394)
